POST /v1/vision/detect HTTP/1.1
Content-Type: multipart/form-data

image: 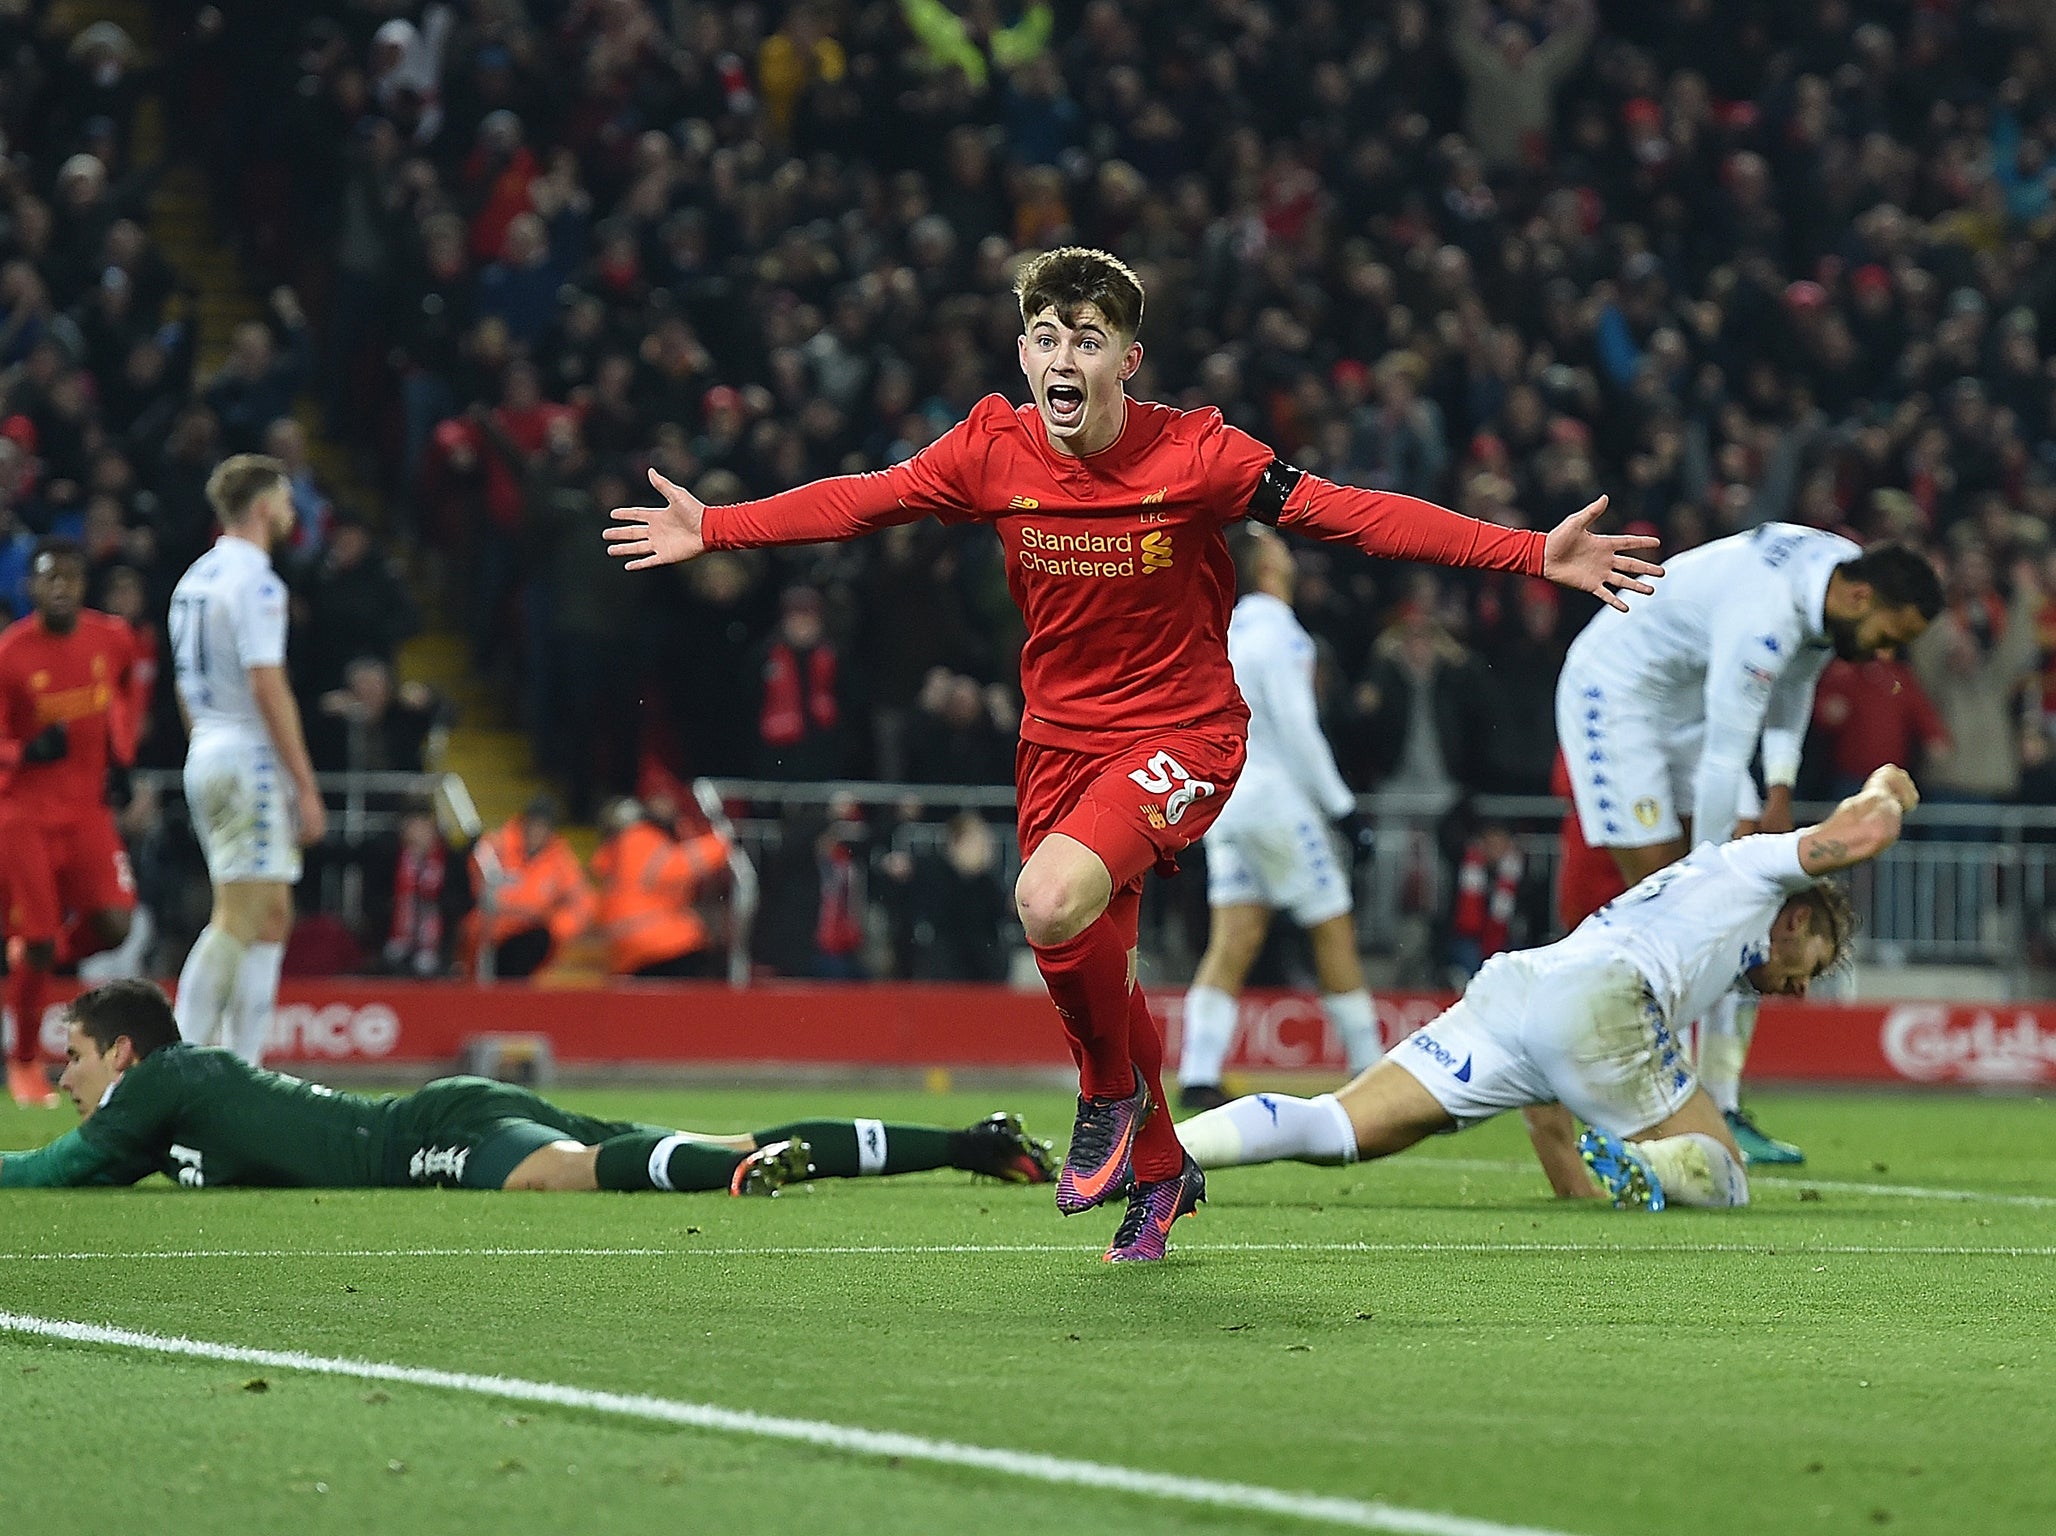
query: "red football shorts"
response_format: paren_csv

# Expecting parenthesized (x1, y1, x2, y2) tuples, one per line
(0, 807, 136, 943)
(1552, 751, 1628, 931)
(1016, 716, 1247, 908)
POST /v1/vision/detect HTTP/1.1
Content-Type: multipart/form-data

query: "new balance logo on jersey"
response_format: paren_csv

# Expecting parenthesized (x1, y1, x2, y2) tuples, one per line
(409, 1145, 471, 1184)
(1008, 495, 1040, 509)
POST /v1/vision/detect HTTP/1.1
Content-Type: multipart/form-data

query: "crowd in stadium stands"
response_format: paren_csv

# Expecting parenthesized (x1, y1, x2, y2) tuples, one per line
(13, 1, 2056, 980)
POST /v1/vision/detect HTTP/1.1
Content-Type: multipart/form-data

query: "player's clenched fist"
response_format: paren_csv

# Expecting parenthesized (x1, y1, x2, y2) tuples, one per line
(1866, 763, 1919, 813)
(605, 469, 707, 570)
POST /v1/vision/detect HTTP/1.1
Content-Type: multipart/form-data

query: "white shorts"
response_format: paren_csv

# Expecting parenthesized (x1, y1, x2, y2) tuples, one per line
(1390, 949, 1698, 1138)
(1555, 667, 1758, 849)
(184, 734, 304, 885)
(1204, 793, 1351, 927)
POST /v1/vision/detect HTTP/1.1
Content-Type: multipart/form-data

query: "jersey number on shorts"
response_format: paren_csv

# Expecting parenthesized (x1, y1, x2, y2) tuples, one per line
(1129, 750, 1217, 826)
(168, 593, 212, 703)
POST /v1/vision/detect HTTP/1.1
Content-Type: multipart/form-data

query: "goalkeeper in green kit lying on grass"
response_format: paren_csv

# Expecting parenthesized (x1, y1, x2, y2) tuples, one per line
(0, 980, 1057, 1195)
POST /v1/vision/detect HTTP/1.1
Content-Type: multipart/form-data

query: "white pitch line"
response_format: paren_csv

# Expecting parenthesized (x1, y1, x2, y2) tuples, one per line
(1423, 1158, 2056, 1208)
(3, 1240, 2052, 1263)
(0, 1310, 1576, 1536)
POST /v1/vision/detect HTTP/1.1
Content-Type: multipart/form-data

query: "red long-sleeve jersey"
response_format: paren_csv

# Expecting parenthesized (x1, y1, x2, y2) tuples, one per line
(0, 610, 138, 818)
(705, 395, 1544, 750)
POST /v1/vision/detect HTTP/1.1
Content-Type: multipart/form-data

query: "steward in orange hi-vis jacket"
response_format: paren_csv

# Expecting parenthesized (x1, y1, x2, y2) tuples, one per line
(468, 796, 595, 978)
(592, 795, 730, 978)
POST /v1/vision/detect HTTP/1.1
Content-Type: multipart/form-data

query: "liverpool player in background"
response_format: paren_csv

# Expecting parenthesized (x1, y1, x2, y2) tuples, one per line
(607, 248, 1661, 1261)
(0, 539, 143, 1106)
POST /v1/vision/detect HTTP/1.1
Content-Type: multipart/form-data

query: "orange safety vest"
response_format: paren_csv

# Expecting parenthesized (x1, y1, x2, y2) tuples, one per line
(591, 821, 728, 975)
(471, 821, 596, 948)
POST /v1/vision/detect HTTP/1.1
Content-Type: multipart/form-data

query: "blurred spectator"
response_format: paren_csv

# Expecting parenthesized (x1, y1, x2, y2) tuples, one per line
(1910, 553, 2043, 801)
(383, 802, 449, 978)
(1809, 657, 1951, 798)
(1447, 0, 1596, 171)
(754, 585, 847, 780)
(264, 417, 335, 562)
(468, 796, 595, 979)
(909, 811, 1010, 982)
(293, 511, 421, 700)
(1448, 822, 1523, 980)
(590, 793, 731, 979)
(202, 289, 310, 454)
(312, 657, 444, 775)
(905, 667, 1015, 785)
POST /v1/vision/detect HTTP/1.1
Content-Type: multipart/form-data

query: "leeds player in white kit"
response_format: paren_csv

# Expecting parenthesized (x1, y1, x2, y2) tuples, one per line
(1552, 526, 1938, 1162)
(1177, 525, 1379, 1108)
(1175, 765, 1918, 1211)
(168, 455, 327, 1064)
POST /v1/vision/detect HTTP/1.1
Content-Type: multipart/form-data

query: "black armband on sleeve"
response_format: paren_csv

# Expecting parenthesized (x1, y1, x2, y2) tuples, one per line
(1246, 458, 1306, 525)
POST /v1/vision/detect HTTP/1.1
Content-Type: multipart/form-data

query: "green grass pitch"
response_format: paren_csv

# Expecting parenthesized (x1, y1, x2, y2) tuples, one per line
(3, 1085, 2052, 1536)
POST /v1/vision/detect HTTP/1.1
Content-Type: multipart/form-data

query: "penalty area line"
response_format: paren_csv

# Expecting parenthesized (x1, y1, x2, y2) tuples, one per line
(4, 1241, 2053, 1262)
(0, 1310, 1576, 1536)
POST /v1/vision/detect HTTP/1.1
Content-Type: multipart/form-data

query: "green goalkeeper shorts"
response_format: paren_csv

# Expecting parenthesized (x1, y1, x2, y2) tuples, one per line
(388, 1076, 645, 1190)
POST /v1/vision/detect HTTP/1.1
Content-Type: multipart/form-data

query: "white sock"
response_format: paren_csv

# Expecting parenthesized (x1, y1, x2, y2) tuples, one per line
(1634, 1131, 1750, 1208)
(227, 942, 285, 1066)
(79, 906, 154, 983)
(1696, 992, 1758, 1114)
(1177, 1092, 1358, 1169)
(173, 925, 247, 1049)
(1178, 985, 1239, 1086)
(1322, 989, 1381, 1073)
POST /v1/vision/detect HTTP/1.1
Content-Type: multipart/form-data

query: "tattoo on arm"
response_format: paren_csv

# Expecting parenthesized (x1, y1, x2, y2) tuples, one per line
(1802, 836, 1849, 873)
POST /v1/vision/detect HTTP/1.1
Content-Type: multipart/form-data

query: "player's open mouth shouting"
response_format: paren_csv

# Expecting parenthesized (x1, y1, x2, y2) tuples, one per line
(1018, 299, 1139, 453)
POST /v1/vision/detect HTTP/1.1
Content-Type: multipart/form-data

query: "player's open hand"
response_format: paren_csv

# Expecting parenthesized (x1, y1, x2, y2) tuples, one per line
(605, 469, 707, 570)
(1540, 496, 1664, 613)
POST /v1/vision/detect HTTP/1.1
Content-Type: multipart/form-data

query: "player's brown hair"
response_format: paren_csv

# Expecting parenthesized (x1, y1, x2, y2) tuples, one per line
(205, 453, 290, 528)
(68, 979, 182, 1059)
(1014, 247, 1145, 338)
(1787, 880, 1859, 973)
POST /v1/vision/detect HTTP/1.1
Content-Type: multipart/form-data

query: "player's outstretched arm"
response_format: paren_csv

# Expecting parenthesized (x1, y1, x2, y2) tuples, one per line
(1797, 764, 1919, 875)
(1541, 496, 1664, 613)
(604, 469, 707, 570)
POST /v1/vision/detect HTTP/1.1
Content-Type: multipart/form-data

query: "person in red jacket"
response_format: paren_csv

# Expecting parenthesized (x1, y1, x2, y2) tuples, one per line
(607, 246, 1659, 1260)
(0, 540, 139, 1105)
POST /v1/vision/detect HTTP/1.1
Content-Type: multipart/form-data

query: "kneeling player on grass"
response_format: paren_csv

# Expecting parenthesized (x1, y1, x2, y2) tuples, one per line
(0, 979, 1056, 1195)
(1176, 766, 1917, 1211)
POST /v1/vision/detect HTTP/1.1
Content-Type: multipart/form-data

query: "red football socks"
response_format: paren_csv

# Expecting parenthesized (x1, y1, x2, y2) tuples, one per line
(7, 962, 47, 1065)
(1031, 913, 1135, 1100)
(1125, 985, 1186, 1182)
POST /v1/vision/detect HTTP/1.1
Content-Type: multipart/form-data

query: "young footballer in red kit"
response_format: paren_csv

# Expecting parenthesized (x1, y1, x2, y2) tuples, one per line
(608, 248, 1661, 1260)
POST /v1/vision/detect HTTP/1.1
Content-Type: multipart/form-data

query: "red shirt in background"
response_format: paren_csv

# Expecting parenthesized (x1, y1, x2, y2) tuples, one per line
(0, 610, 138, 819)
(1812, 657, 1949, 783)
(705, 395, 1545, 751)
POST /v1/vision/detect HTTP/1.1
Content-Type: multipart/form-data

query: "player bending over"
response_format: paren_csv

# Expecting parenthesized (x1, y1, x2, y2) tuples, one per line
(1553, 525, 1939, 1163)
(1176, 766, 1918, 1211)
(608, 246, 1660, 1260)
(0, 979, 1057, 1195)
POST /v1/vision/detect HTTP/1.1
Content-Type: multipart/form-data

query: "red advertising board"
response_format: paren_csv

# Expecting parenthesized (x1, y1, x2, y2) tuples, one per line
(9, 981, 2054, 1087)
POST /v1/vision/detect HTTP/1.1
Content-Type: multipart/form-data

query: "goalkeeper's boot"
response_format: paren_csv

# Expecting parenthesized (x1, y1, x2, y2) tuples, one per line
(955, 1112, 1057, 1184)
(8, 1060, 57, 1110)
(1578, 1127, 1666, 1212)
(1055, 1071, 1150, 1215)
(1104, 1154, 1206, 1263)
(730, 1137, 814, 1197)
(1724, 1106, 1805, 1165)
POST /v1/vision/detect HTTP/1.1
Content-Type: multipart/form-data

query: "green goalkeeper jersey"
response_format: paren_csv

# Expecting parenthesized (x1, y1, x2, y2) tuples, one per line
(0, 1044, 403, 1189)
